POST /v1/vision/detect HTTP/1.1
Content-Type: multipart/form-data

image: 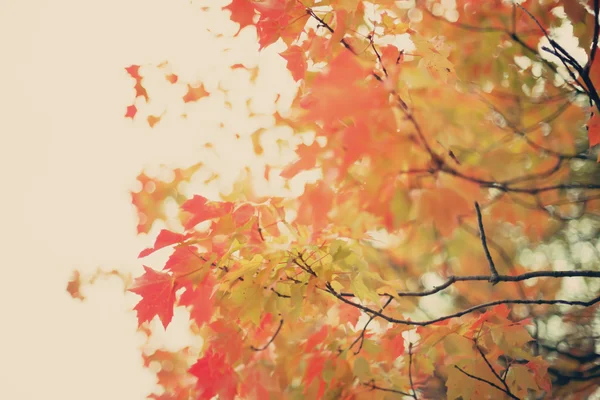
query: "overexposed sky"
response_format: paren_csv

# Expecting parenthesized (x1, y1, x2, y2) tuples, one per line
(0, 0, 295, 398)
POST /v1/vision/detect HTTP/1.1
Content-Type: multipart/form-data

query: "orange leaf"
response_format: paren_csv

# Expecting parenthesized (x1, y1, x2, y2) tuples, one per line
(165, 73, 178, 84)
(280, 141, 321, 179)
(147, 114, 162, 127)
(280, 45, 307, 82)
(183, 83, 209, 103)
(587, 112, 600, 147)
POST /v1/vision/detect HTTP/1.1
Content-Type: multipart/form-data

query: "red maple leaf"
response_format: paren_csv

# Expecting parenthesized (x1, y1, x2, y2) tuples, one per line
(125, 65, 149, 101)
(139, 229, 186, 258)
(301, 51, 386, 126)
(223, 0, 256, 33)
(129, 266, 176, 329)
(163, 246, 207, 275)
(280, 45, 307, 81)
(178, 274, 215, 327)
(588, 112, 600, 147)
(232, 203, 255, 226)
(304, 325, 329, 352)
(304, 354, 327, 398)
(125, 65, 142, 79)
(125, 105, 137, 119)
(189, 350, 238, 400)
(181, 195, 234, 229)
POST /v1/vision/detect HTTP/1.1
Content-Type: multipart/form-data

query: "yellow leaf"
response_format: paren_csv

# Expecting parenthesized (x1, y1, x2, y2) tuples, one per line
(351, 273, 380, 303)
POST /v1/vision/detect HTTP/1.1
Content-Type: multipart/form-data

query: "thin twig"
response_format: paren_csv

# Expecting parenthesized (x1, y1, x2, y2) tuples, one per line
(475, 343, 514, 397)
(408, 342, 418, 399)
(454, 365, 520, 400)
(250, 319, 284, 351)
(349, 295, 393, 354)
(365, 381, 412, 397)
(475, 202, 499, 283)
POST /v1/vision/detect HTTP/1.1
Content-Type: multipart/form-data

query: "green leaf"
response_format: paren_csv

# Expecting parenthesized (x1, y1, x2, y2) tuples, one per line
(353, 356, 371, 380)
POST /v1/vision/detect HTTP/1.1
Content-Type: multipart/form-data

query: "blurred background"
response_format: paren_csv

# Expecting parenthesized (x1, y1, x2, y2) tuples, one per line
(0, 0, 297, 398)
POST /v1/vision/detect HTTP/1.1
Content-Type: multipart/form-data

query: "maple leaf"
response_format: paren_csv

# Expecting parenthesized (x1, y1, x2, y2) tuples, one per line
(232, 203, 255, 227)
(189, 350, 238, 400)
(129, 266, 176, 329)
(165, 73, 178, 84)
(280, 45, 307, 82)
(139, 229, 186, 258)
(413, 188, 470, 236)
(526, 356, 552, 392)
(300, 51, 387, 126)
(178, 274, 215, 327)
(304, 354, 327, 399)
(125, 104, 137, 119)
(183, 83, 209, 103)
(125, 64, 142, 80)
(587, 112, 600, 147)
(304, 325, 329, 352)
(131, 163, 203, 234)
(181, 195, 234, 229)
(338, 303, 362, 326)
(296, 181, 334, 231)
(144, 348, 193, 392)
(147, 114, 162, 128)
(66, 270, 85, 301)
(162, 246, 207, 276)
(223, 0, 256, 33)
(125, 65, 149, 101)
(280, 141, 321, 179)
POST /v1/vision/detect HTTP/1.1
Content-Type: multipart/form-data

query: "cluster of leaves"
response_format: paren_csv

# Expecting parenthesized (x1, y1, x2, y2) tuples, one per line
(88, 0, 600, 399)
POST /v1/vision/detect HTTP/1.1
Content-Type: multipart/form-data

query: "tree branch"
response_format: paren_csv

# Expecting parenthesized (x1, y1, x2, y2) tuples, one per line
(348, 295, 393, 355)
(339, 270, 600, 299)
(328, 282, 600, 327)
(475, 202, 500, 283)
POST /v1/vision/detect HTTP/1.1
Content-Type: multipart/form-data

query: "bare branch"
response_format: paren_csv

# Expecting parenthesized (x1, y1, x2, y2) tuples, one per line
(475, 202, 500, 283)
(475, 343, 515, 398)
(327, 282, 600, 327)
(365, 381, 413, 397)
(589, 0, 600, 69)
(339, 270, 600, 299)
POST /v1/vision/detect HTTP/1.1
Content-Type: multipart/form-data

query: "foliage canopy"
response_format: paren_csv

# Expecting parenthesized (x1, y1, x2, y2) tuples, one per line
(71, 0, 600, 398)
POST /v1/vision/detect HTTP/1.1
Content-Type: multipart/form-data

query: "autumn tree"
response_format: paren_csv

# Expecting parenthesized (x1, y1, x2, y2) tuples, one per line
(69, 0, 600, 398)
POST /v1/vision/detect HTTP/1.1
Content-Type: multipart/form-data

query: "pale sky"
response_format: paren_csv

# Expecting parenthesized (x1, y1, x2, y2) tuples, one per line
(0, 0, 295, 398)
